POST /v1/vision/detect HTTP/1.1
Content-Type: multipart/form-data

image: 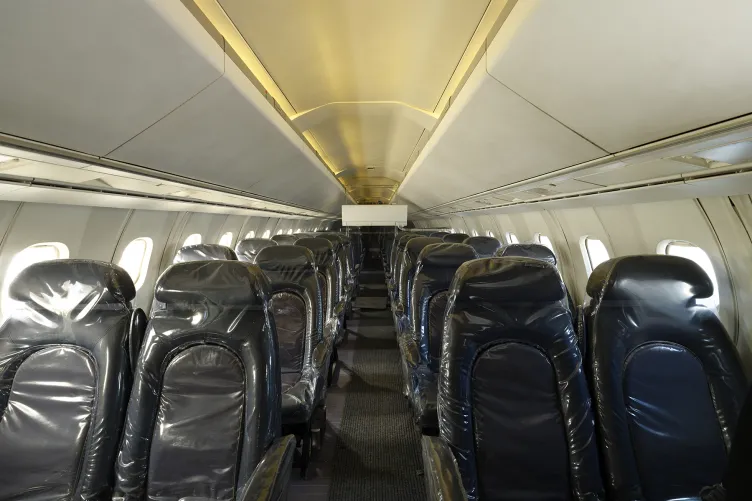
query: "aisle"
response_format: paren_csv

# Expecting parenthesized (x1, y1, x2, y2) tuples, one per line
(327, 270, 426, 501)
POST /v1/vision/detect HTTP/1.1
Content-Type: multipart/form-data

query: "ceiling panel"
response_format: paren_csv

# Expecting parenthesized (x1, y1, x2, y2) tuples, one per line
(487, 0, 752, 153)
(399, 54, 607, 209)
(0, 1, 223, 156)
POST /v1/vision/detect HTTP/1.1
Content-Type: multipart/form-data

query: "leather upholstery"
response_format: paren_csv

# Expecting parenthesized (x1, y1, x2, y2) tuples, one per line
(271, 234, 298, 245)
(496, 242, 556, 265)
(429, 231, 449, 238)
(316, 234, 349, 337)
(128, 308, 147, 374)
(115, 260, 294, 500)
(402, 243, 477, 434)
(442, 233, 468, 244)
(463, 236, 501, 258)
(437, 257, 603, 501)
(0, 260, 135, 500)
(397, 237, 444, 324)
(296, 237, 336, 325)
(235, 238, 277, 262)
(174, 243, 237, 262)
(586, 255, 748, 501)
(256, 246, 327, 425)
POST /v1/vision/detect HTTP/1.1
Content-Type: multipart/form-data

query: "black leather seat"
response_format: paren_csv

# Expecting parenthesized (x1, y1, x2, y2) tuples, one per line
(430, 231, 449, 238)
(128, 307, 148, 374)
(495, 242, 556, 265)
(463, 235, 501, 258)
(271, 234, 298, 245)
(235, 238, 277, 262)
(585, 255, 748, 501)
(114, 260, 295, 500)
(255, 246, 328, 478)
(389, 234, 420, 327)
(442, 233, 469, 244)
(422, 257, 603, 501)
(0, 260, 136, 500)
(174, 243, 237, 262)
(316, 233, 350, 338)
(399, 243, 477, 434)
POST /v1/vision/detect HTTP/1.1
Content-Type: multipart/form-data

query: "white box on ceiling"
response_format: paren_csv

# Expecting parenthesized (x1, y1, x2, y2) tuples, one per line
(341, 205, 407, 226)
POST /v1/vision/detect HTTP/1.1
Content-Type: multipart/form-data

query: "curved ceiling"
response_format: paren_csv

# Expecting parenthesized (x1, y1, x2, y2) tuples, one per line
(195, 0, 513, 203)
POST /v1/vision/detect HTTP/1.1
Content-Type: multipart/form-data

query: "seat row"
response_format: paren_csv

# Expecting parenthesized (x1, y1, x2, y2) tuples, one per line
(0, 232, 362, 500)
(389, 241, 749, 500)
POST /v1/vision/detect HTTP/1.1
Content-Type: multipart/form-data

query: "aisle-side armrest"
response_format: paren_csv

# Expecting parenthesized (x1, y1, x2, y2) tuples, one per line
(422, 436, 467, 501)
(238, 435, 296, 501)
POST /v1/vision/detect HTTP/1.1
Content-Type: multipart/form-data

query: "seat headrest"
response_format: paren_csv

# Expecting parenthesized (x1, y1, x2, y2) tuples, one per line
(174, 244, 237, 263)
(295, 238, 334, 269)
(316, 234, 344, 251)
(418, 243, 478, 271)
(155, 260, 268, 306)
(234, 238, 277, 262)
(586, 255, 714, 302)
(271, 234, 298, 245)
(255, 245, 316, 285)
(496, 243, 557, 266)
(452, 257, 565, 304)
(429, 231, 449, 238)
(397, 233, 420, 249)
(9, 259, 136, 307)
(405, 237, 444, 263)
(443, 233, 469, 243)
(463, 236, 502, 258)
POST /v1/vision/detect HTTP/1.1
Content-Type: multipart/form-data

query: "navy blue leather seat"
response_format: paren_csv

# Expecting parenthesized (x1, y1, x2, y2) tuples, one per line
(442, 233, 468, 244)
(0, 261, 136, 500)
(586, 255, 748, 501)
(463, 236, 501, 258)
(422, 257, 603, 501)
(399, 243, 477, 434)
(174, 243, 237, 262)
(495, 242, 556, 265)
(271, 234, 298, 245)
(235, 238, 277, 262)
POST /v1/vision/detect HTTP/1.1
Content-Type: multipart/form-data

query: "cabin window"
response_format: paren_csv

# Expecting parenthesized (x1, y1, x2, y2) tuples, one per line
(262, 230, 271, 239)
(245, 230, 256, 239)
(658, 240, 720, 310)
(118, 237, 153, 291)
(1, 242, 69, 320)
(580, 236, 610, 275)
(219, 232, 233, 247)
(486, 230, 494, 237)
(182, 233, 201, 247)
(536, 234, 555, 255)
(505, 232, 519, 244)
(287, 229, 293, 235)
(471, 230, 478, 237)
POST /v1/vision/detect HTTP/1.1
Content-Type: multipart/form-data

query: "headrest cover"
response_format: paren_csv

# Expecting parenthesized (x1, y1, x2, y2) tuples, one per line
(316, 234, 343, 251)
(155, 260, 267, 306)
(418, 243, 478, 271)
(451, 257, 565, 304)
(295, 238, 334, 269)
(496, 243, 557, 266)
(9, 259, 136, 307)
(429, 231, 449, 238)
(271, 234, 298, 245)
(405, 237, 444, 263)
(586, 255, 714, 301)
(234, 238, 277, 262)
(463, 236, 502, 258)
(443, 233, 469, 244)
(255, 245, 316, 284)
(397, 233, 420, 249)
(174, 244, 237, 263)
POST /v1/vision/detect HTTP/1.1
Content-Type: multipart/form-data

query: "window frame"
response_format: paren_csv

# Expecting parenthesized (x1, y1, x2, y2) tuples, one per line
(182, 233, 202, 247)
(117, 237, 153, 291)
(262, 230, 271, 239)
(580, 236, 610, 275)
(218, 231, 233, 247)
(245, 230, 256, 239)
(505, 232, 519, 244)
(657, 239, 720, 311)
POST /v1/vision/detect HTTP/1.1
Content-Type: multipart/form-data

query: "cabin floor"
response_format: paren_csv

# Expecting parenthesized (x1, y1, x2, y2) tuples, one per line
(289, 260, 426, 500)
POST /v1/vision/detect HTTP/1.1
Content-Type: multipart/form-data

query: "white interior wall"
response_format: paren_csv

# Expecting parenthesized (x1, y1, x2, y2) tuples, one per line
(419, 194, 752, 375)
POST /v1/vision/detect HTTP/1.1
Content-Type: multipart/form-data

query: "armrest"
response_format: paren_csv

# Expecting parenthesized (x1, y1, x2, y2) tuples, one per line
(238, 435, 296, 501)
(421, 436, 467, 501)
(401, 336, 419, 369)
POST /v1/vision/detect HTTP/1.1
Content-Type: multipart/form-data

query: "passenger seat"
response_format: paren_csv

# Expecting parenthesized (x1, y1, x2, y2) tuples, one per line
(114, 260, 295, 500)
(585, 255, 748, 501)
(271, 234, 298, 245)
(442, 233, 469, 244)
(463, 235, 501, 258)
(422, 257, 603, 501)
(235, 237, 277, 262)
(0, 260, 136, 500)
(173, 243, 237, 262)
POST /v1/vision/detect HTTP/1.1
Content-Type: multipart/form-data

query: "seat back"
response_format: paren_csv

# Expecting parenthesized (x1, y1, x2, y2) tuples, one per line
(271, 234, 298, 245)
(392, 234, 420, 295)
(317, 234, 346, 303)
(390, 232, 415, 275)
(255, 246, 324, 393)
(495, 242, 556, 265)
(429, 231, 449, 238)
(174, 243, 237, 262)
(442, 233, 468, 244)
(586, 255, 748, 500)
(0, 260, 135, 500)
(441, 257, 603, 501)
(463, 236, 502, 258)
(115, 261, 279, 500)
(296, 237, 335, 323)
(128, 308, 148, 373)
(411, 244, 477, 373)
(398, 237, 443, 318)
(235, 238, 277, 262)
